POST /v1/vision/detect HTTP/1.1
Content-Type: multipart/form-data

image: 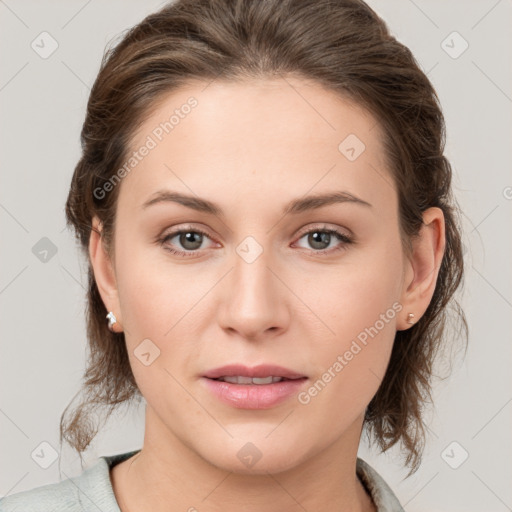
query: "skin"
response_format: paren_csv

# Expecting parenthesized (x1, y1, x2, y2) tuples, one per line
(89, 76, 445, 512)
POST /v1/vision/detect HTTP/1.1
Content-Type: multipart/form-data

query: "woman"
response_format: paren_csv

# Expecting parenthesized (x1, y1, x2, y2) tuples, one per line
(0, 0, 467, 510)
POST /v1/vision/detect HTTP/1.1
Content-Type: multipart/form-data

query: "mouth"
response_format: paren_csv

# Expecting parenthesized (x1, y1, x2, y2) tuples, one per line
(201, 364, 308, 409)
(209, 375, 304, 385)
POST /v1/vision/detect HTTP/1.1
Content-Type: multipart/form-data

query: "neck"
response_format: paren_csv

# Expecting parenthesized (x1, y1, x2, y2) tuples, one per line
(111, 407, 376, 512)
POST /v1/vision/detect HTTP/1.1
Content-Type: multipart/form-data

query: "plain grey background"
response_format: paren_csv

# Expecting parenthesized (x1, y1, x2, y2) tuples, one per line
(1, 1, 511, 510)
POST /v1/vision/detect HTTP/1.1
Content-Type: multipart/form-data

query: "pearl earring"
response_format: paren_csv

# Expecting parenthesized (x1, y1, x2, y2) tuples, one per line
(106, 311, 117, 332)
(406, 313, 415, 324)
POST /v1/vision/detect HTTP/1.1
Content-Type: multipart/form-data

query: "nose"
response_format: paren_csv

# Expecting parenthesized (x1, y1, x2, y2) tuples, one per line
(217, 241, 290, 341)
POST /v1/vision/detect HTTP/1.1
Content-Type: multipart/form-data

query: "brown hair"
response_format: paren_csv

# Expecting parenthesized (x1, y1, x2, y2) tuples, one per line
(62, 0, 468, 475)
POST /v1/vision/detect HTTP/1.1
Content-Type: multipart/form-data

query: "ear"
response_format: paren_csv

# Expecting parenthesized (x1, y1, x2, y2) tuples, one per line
(89, 215, 123, 331)
(397, 207, 446, 331)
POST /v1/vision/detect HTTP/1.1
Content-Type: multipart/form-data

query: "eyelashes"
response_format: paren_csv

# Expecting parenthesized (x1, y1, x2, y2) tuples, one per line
(158, 226, 213, 257)
(157, 224, 354, 258)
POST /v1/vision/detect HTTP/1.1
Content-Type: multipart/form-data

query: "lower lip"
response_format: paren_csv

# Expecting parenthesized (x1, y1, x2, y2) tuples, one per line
(201, 377, 308, 409)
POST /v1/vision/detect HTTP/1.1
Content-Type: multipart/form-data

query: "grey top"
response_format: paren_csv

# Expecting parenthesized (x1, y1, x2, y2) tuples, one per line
(0, 450, 405, 511)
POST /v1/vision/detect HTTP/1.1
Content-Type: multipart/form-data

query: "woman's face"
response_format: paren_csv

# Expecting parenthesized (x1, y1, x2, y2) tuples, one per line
(93, 77, 423, 474)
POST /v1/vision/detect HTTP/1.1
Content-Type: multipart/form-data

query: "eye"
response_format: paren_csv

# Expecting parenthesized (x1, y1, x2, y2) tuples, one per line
(293, 225, 353, 254)
(157, 224, 354, 258)
(158, 226, 216, 258)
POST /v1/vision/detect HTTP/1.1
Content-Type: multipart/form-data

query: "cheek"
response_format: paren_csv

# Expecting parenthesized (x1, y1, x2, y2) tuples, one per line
(296, 296, 398, 439)
(294, 236, 403, 342)
(296, 242, 402, 410)
(113, 245, 197, 411)
(115, 238, 186, 334)
(113, 240, 207, 381)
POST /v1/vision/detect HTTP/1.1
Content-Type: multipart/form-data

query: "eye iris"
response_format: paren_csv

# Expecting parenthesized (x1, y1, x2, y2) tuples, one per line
(309, 231, 331, 250)
(180, 231, 203, 250)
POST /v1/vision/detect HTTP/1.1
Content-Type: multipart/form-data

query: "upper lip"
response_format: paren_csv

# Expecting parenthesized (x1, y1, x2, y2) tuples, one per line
(203, 364, 307, 380)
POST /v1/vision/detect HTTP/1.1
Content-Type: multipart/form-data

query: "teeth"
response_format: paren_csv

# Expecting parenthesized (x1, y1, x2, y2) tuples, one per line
(218, 376, 284, 384)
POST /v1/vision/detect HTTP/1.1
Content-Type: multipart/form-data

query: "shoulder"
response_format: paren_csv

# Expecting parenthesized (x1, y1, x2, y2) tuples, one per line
(0, 450, 140, 512)
(0, 475, 81, 512)
(356, 457, 405, 512)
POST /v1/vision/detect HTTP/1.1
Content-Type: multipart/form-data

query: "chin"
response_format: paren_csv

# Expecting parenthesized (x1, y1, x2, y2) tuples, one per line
(197, 435, 309, 476)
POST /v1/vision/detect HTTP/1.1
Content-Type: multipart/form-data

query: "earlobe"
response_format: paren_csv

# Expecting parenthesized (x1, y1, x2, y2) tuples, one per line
(89, 215, 122, 326)
(398, 207, 446, 330)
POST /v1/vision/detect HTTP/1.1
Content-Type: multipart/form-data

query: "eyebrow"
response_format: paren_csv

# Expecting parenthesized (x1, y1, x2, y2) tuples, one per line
(141, 189, 372, 216)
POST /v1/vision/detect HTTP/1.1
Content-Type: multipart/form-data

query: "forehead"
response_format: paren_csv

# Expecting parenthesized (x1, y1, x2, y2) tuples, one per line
(119, 77, 395, 218)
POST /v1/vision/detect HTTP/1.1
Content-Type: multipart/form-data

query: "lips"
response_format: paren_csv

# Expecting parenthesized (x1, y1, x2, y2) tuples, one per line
(201, 364, 309, 408)
(201, 369, 308, 409)
(202, 363, 307, 381)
